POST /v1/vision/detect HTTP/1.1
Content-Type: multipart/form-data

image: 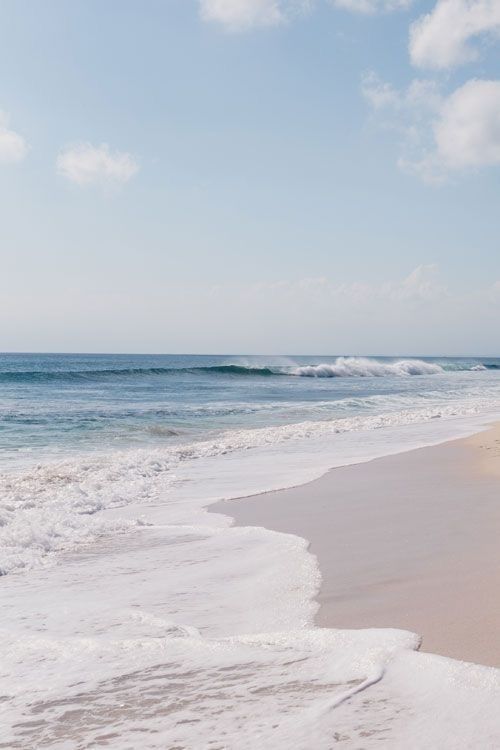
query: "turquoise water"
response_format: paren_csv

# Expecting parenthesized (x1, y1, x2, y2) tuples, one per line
(1, 352, 500, 466)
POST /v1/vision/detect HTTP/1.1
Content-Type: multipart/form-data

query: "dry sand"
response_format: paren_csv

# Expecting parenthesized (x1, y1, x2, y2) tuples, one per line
(213, 423, 500, 667)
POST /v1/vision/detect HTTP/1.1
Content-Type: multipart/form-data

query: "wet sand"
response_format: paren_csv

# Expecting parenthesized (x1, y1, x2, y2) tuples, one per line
(213, 424, 500, 667)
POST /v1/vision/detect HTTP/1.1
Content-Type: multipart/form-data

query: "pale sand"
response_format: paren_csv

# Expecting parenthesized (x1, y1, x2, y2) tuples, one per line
(212, 423, 500, 667)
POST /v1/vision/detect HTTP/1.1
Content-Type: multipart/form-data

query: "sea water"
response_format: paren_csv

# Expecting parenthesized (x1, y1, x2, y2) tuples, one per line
(1, 353, 500, 748)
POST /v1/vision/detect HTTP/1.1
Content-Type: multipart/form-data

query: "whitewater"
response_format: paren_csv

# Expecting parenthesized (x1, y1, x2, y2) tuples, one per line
(2, 353, 500, 748)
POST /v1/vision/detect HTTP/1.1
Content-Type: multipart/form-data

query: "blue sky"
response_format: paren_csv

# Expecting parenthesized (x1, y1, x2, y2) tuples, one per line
(1, 0, 500, 354)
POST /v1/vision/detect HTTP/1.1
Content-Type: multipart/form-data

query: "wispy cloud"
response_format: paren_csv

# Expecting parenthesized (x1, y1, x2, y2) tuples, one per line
(198, 0, 409, 31)
(0, 111, 28, 164)
(199, 0, 289, 31)
(245, 264, 447, 306)
(333, 0, 412, 14)
(56, 142, 139, 186)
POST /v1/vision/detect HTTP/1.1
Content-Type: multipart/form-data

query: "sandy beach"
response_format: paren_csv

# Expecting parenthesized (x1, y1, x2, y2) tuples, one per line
(214, 423, 500, 667)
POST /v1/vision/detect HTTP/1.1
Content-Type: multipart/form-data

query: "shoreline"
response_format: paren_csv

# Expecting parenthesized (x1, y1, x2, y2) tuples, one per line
(213, 423, 500, 668)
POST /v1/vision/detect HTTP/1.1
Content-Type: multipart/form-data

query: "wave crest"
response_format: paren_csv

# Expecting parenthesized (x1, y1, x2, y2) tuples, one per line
(0, 364, 278, 383)
(0, 358, 496, 382)
(292, 358, 444, 378)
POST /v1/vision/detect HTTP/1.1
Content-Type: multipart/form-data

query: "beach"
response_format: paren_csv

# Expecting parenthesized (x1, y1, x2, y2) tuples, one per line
(214, 423, 500, 667)
(4, 354, 500, 748)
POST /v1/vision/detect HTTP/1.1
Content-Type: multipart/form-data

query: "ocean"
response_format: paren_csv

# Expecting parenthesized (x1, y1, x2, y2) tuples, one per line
(2, 353, 500, 748)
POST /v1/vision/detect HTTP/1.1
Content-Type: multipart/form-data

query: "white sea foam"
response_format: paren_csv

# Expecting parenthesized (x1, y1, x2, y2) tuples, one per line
(3, 397, 500, 747)
(1, 623, 424, 749)
(292, 357, 444, 377)
(3, 549, 500, 748)
(2, 396, 499, 576)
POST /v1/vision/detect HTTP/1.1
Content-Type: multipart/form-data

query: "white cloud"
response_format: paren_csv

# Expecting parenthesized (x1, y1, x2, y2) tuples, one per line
(0, 112, 28, 163)
(435, 79, 500, 169)
(199, 0, 409, 29)
(363, 73, 500, 181)
(56, 142, 139, 186)
(410, 0, 500, 70)
(199, 0, 287, 30)
(333, 0, 411, 14)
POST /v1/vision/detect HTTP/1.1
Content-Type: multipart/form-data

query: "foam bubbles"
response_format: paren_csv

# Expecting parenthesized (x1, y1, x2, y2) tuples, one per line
(2, 396, 499, 575)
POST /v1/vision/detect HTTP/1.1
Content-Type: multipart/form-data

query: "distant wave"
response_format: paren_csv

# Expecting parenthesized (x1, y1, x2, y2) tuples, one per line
(0, 367, 178, 383)
(0, 364, 278, 383)
(197, 365, 276, 376)
(0, 358, 495, 383)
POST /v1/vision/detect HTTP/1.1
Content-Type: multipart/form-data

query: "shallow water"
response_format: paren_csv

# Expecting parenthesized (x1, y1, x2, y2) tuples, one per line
(1, 352, 499, 466)
(2, 353, 500, 747)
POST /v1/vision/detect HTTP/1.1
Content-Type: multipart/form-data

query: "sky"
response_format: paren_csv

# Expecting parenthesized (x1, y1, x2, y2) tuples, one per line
(1, 0, 500, 355)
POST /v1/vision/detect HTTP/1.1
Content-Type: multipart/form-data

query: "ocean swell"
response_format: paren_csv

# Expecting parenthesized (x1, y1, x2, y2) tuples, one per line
(0, 358, 494, 382)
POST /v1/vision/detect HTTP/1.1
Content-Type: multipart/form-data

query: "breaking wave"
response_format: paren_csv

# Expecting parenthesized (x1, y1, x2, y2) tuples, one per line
(291, 358, 444, 378)
(0, 358, 495, 383)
